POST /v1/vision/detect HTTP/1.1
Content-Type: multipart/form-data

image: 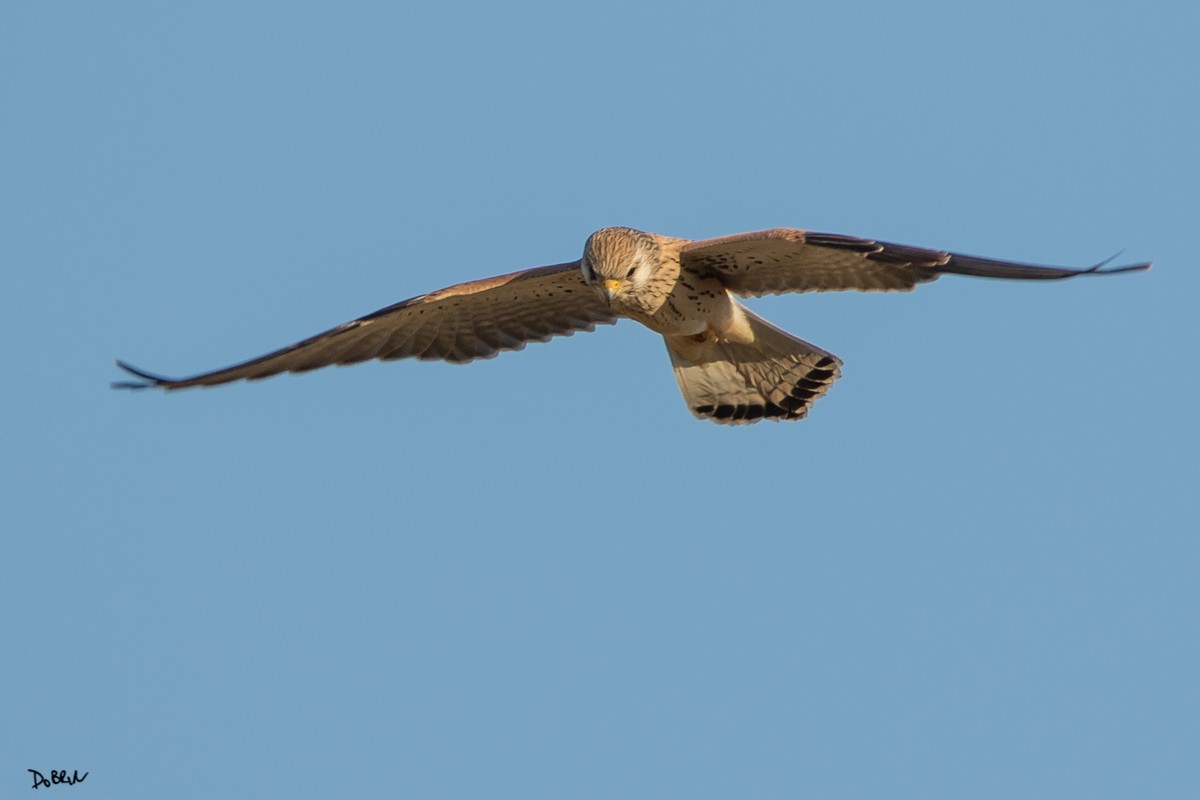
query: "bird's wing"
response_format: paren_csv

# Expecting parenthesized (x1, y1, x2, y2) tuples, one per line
(114, 261, 617, 390)
(680, 228, 1151, 296)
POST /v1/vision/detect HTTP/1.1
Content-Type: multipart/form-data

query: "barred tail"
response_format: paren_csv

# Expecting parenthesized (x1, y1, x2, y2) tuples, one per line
(664, 308, 842, 425)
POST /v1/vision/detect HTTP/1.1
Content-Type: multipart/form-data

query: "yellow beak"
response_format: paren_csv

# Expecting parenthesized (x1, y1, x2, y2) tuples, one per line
(599, 279, 623, 305)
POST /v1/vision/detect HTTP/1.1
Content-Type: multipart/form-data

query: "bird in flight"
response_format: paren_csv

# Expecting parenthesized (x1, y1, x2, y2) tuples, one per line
(114, 227, 1149, 424)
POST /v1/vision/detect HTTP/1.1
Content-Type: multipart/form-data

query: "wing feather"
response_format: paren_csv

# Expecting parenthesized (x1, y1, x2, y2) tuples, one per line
(681, 229, 1151, 296)
(113, 261, 617, 389)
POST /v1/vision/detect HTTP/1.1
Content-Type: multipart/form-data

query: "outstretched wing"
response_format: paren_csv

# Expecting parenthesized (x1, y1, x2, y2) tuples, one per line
(681, 228, 1151, 296)
(114, 261, 617, 390)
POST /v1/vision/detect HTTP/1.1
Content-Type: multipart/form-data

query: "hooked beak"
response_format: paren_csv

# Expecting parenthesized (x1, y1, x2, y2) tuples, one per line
(599, 279, 623, 305)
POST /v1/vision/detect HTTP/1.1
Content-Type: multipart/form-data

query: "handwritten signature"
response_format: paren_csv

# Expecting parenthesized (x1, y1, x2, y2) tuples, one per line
(29, 770, 88, 790)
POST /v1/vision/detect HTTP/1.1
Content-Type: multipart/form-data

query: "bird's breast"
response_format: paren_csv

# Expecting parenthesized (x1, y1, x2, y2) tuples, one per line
(614, 263, 733, 338)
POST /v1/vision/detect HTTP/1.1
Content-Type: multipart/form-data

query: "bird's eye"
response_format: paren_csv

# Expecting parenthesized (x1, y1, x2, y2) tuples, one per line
(625, 266, 637, 278)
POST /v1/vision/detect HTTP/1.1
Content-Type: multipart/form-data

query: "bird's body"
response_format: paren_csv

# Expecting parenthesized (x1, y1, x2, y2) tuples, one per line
(115, 226, 1149, 425)
(585, 228, 730, 337)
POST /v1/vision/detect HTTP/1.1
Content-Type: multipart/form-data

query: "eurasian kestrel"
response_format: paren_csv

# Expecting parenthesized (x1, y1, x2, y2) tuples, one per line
(114, 227, 1149, 424)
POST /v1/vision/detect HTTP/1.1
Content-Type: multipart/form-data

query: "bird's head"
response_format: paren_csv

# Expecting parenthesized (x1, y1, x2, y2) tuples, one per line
(581, 227, 660, 305)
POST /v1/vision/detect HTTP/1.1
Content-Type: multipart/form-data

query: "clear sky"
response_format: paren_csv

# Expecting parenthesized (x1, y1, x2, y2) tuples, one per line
(4, 1, 1196, 798)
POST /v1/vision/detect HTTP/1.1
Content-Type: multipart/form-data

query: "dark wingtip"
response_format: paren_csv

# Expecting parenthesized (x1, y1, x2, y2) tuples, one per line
(111, 359, 172, 390)
(1081, 251, 1152, 275)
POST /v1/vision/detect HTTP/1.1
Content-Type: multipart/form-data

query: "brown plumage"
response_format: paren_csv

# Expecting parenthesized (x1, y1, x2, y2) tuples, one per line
(115, 226, 1150, 425)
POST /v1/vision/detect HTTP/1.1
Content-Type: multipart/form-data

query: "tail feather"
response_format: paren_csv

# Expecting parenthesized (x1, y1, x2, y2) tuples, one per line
(664, 308, 842, 425)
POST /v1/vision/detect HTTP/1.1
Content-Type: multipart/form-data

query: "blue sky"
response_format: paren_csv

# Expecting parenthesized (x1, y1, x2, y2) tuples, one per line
(3, 1, 1196, 797)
